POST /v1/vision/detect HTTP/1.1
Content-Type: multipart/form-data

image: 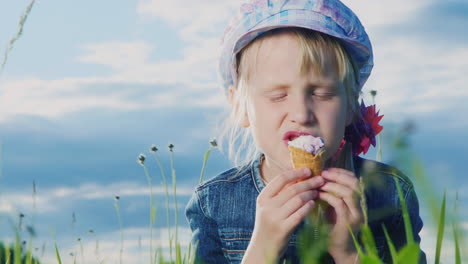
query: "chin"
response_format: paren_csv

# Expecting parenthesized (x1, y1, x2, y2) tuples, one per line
(264, 153, 292, 170)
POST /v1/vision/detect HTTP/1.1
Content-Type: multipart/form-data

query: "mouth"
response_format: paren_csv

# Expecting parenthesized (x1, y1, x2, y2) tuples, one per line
(283, 131, 313, 145)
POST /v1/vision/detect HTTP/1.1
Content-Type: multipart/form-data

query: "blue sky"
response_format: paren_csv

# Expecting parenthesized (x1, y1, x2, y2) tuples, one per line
(0, 0, 467, 263)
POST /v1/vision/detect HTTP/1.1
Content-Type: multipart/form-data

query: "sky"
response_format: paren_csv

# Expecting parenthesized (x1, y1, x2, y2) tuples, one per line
(0, 0, 467, 263)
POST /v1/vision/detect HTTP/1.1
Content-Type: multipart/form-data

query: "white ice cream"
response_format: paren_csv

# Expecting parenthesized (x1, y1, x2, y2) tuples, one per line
(288, 135, 325, 155)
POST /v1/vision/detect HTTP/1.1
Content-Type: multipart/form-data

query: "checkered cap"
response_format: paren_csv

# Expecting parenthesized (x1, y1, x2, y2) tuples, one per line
(218, 0, 373, 95)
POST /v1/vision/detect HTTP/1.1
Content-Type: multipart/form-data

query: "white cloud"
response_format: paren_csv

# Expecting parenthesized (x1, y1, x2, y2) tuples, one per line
(341, 0, 432, 29)
(0, 46, 225, 122)
(0, 77, 144, 122)
(361, 36, 468, 126)
(136, 0, 237, 41)
(39, 226, 193, 264)
(0, 181, 194, 214)
(2, 0, 465, 129)
(78, 41, 153, 71)
(76, 38, 220, 84)
(136, 0, 433, 39)
(0, 199, 15, 213)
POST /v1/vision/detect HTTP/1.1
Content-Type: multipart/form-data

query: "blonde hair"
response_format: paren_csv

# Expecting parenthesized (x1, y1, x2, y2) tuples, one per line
(218, 27, 361, 168)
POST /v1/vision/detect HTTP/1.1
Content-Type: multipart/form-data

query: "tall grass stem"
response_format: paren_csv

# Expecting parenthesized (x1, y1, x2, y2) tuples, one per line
(394, 177, 414, 244)
(199, 148, 212, 184)
(0, 0, 36, 75)
(169, 149, 179, 262)
(142, 164, 155, 264)
(434, 191, 446, 264)
(170, 151, 179, 238)
(152, 152, 172, 263)
(113, 197, 124, 264)
(50, 228, 62, 264)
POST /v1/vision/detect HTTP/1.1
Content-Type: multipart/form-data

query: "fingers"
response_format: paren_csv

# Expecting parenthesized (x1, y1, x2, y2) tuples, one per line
(273, 175, 325, 206)
(262, 168, 311, 199)
(284, 199, 315, 231)
(318, 191, 362, 222)
(321, 168, 360, 192)
(320, 182, 360, 207)
(319, 168, 363, 222)
(280, 190, 318, 219)
(318, 192, 347, 216)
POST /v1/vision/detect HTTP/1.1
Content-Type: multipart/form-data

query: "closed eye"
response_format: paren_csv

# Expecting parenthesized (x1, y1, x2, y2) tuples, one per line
(313, 92, 336, 100)
(270, 93, 287, 102)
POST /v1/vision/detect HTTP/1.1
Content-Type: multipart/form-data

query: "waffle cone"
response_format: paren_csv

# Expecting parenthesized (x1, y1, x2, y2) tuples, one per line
(288, 146, 324, 176)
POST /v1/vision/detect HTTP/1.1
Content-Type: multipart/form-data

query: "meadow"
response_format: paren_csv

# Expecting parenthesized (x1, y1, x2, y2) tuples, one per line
(0, 1, 466, 263)
(0, 126, 466, 263)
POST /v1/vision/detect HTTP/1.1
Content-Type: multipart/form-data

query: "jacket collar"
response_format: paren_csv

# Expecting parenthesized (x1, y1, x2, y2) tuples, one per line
(251, 153, 265, 194)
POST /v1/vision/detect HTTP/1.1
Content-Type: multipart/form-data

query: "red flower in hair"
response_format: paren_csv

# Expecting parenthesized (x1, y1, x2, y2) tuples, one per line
(345, 101, 384, 156)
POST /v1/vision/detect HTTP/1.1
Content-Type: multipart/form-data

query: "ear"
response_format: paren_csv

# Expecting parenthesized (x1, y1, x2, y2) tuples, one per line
(229, 85, 250, 128)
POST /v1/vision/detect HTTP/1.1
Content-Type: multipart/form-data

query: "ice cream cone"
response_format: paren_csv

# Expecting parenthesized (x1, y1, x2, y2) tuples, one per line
(288, 137, 328, 226)
(288, 145, 324, 176)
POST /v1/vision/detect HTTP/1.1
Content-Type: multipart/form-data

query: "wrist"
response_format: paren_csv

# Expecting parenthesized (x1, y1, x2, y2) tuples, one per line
(330, 250, 360, 264)
(242, 235, 283, 264)
(242, 245, 279, 264)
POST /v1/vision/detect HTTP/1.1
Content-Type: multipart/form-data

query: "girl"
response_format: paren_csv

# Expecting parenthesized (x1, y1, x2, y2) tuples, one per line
(186, 0, 426, 263)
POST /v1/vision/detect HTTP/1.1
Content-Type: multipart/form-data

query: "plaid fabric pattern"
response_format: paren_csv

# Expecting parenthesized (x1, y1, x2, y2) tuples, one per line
(218, 0, 373, 95)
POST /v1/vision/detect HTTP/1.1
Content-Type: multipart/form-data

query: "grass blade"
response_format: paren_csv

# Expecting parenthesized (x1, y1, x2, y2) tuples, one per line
(50, 229, 62, 264)
(360, 224, 378, 257)
(0, 0, 36, 75)
(348, 224, 364, 257)
(141, 162, 155, 264)
(169, 145, 179, 262)
(26, 238, 32, 264)
(114, 196, 124, 264)
(175, 242, 182, 264)
(152, 151, 172, 263)
(434, 191, 446, 264)
(187, 240, 192, 264)
(14, 229, 20, 264)
(359, 255, 382, 264)
(394, 177, 414, 244)
(54, 241, 62, 264)
(453, 221, 461, 264)
(382, 225, 397, 264)
(396, 243, 420, 264)
(199, 148, 212, 184)
(157, 248, 164, 264)
(189, 240, 198, 264)
(5, 245, 11, 264)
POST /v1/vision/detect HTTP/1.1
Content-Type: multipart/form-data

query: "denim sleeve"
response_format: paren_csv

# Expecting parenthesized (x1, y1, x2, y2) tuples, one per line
(390, 183, 427, 264)
(185, 189, 228, 264)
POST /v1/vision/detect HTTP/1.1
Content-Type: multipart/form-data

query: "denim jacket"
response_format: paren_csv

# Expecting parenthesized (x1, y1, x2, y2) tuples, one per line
(185, 155, 427, 263)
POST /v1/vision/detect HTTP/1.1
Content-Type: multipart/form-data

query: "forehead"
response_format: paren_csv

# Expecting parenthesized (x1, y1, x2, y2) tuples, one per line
(248, 32, 339, 86)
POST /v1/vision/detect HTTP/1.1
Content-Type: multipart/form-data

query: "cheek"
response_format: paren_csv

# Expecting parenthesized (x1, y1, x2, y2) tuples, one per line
(318, 102, 348, 148)
(250, 100, 282, 129)
(249, 101, 284, 150)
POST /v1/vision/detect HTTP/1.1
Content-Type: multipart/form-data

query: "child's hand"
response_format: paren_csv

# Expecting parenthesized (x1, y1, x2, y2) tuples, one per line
(318, 168, 363, 262)
(243, 168, 325, 263)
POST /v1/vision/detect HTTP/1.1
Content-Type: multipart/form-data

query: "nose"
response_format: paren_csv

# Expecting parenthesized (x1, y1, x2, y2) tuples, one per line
(290, 94, 314, 125)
